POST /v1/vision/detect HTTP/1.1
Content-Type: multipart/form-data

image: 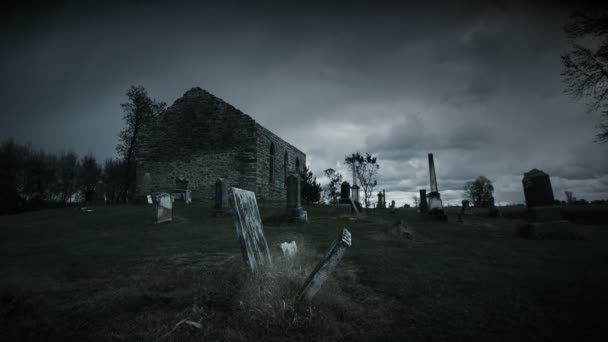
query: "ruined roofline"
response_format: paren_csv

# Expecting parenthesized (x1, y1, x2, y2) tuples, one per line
(254, 122, 306, 157)
(177, 87, 305, 158)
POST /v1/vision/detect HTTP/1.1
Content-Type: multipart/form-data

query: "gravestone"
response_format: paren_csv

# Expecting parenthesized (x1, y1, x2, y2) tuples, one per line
(147, 194, 153, 204)
(228, 187, 272, 271)
(155, 192, 173, 223)
(517, 169, 578, 239)
(419, 189, 428, 213)
(338, 181, 357, 214)
(391, 200, 395, 209)
(377, 191, 385, 209)
(339, 181, 351, 202)
(522, 169, 555, 207)
(296, 228, 352, 303)
(286, 174, 305, 221)
(457, 199, 469, 223)
(277, 241, 298, 257)
(215, 178, 232, 214)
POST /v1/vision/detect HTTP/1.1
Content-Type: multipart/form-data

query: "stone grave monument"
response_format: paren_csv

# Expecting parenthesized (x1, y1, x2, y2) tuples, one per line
(155, 192, 173, 223)
(286, 174, 307, 222)
(517, 169, 579, 239)
(427, 153, 447, 220)
(228, 187, 272, 271)
(337, 181, 355, 214)
(377, 191, 385, 209)
(296, 228, 352, 303)
(457, 199, 469, 223)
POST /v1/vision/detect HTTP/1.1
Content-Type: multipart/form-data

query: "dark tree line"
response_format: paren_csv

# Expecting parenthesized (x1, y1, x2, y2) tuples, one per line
(0, 138, 130, 215)
(300, 165, 322, 204)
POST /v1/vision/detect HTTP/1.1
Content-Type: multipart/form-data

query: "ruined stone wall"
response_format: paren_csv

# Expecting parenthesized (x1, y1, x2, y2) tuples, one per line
(135, 87, 306, 201)
(136, 88, 257, 199)
(255, 123, 306, 201)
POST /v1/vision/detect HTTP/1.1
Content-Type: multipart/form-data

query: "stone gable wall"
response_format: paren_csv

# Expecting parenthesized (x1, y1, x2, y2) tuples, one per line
(135, 88, 305, 201)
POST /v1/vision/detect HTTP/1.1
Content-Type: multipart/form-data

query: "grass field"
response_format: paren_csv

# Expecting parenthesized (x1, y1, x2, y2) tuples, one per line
(1, 202, 607, 341)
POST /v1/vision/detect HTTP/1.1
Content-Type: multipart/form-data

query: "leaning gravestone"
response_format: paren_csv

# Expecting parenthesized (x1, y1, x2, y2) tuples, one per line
(296, 228, 352, 303)
(215, 178, 232, 214)
(286, 174, 306, 222)
(522, 169, 555, 207)
(228, 187, 272, 271)
(155, 192, 173, 223)
(517, 169, 580, 239)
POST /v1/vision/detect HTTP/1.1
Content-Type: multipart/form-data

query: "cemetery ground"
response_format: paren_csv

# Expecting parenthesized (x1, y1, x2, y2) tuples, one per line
(1, 203, 607, 341)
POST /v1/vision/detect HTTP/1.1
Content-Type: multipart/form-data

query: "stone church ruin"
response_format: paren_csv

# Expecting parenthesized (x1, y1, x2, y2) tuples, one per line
(135, 87, 306, 201)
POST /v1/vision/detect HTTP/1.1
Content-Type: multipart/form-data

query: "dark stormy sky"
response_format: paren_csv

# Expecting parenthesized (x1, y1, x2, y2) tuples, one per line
(2, 0, 607, 206)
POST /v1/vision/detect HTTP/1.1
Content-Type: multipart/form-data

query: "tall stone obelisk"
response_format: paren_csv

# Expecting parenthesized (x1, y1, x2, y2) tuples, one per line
(427, 153, 446, 218)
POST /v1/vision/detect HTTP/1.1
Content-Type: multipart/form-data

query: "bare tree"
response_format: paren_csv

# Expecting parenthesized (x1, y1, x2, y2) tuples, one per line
(561, 10, 608, 143)
(344, 152, 379, 208)
(117, 85, 166, 202)
(412, 195, 419, 208)
(564, 190, 576, 204)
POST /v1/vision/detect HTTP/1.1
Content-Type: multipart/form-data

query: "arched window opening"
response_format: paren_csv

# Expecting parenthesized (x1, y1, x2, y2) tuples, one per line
(295, 157, 300, 173)
(284, 152, 288, 180)
(269, 143, 275, 183)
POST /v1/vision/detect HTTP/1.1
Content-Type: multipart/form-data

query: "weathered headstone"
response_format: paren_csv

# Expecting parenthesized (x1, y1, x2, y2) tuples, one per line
(277, 241, 298, 257)
(522, 169, 555, 208)
(155, 192, 173, 223)
(286, 174, 305, 221)
(516, 169, 579, 239)
(228, 187, 272, 271)
(391, 200, 395, 209)
(215, 178, 231, 214)
(147, 194, 153, 204)
(419, 189, 428, 213)
(296, 228, 352, 303)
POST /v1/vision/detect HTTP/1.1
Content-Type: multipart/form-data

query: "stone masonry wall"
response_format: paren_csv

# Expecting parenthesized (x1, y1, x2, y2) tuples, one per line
(136, 88, 257, 199)
(255, 123, 306, 201)
(135, 87, 306, 202)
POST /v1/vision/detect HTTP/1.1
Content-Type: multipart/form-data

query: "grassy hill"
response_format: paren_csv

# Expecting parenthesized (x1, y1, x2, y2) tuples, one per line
(1, 202, 607, 341)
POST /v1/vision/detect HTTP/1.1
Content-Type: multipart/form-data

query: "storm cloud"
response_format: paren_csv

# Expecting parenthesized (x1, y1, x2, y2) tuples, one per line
(1, 0, 607, 206)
